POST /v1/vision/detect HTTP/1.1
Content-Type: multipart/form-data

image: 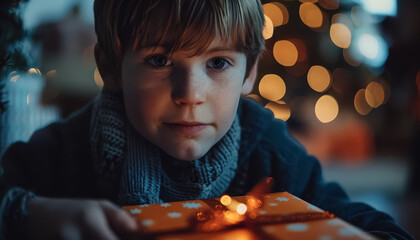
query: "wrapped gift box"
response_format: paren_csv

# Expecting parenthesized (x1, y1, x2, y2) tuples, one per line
(124, 192, 377, 240)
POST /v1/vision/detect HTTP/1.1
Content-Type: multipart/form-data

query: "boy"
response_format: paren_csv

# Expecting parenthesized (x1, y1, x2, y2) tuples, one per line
(0, 0, 413, 239)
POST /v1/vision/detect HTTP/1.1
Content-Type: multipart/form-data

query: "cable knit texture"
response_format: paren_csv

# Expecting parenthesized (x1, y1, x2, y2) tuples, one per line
(90, 91, 241, 205)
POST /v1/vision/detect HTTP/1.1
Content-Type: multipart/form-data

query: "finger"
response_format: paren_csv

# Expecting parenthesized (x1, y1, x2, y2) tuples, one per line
(81, 209, 120, 240)
(99, 200, 138, 232)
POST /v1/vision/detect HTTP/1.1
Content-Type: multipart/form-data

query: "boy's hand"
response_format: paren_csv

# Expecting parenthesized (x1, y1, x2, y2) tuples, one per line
(27, 197, 138, 240)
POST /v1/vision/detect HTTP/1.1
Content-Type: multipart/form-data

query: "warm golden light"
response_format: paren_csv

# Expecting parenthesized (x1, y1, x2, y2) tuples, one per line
(262, 2, 289, 27)
(354, 89, 372, 115)
(10, 75, 20, 82)
(46, 70, 57, 79)
(236, 204, 247, 215)
(265, 101, 291, 121)
(319, 0, 339, 10)
(315, 95, 339, 123)
(27, 68, 41, 75)
(343, 48, 361, 67)
(299, 3, 323, 29)
(8, 71, 16, 77)
(94, 67, 104, 88)
(307, 65, 331, 92)
(365, 82, 385, 108)
(220, 195, 232, 206)
(330, 23, 351, 48)
(246, 197, 262, 209)
(273, 40, 298, 67)
(246, 94, 265, 104)
(259, 74, 286, 101)
(262, 15, 274, 40)
(223, 211, 243, 224)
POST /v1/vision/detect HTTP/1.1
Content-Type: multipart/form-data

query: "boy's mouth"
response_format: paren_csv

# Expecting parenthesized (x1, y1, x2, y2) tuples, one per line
(164, 122, 209, 136)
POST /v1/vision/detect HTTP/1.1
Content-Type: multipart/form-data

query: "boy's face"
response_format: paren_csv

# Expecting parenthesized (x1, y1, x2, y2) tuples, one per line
(119, 37, 256, 161)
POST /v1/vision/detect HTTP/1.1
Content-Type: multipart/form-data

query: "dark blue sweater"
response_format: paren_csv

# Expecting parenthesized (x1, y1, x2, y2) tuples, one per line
(0, 97, 414, 239)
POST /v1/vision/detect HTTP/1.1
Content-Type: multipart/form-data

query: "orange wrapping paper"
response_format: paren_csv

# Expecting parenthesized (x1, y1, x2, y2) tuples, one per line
(124, 192, 377, 240)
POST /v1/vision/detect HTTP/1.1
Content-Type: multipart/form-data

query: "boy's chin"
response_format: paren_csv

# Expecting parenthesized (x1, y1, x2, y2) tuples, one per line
(162, 145, 209, 161)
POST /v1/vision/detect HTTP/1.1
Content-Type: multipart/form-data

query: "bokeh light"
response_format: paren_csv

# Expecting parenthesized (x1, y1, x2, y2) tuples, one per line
(246, 94, 265, 104)
(359, 0, 397, 16)
(262, 2, 289, 27)
(299, 3, 323, 29)
(307, 65, 331, 92)
(354, 89, 372, 115)
(94, 67, 104, 88)
(273, 40, 298, 67)
(27, 68, 41, 75)
(45, 70, 57, 79)
(262, 15, 274, 40)
(8, 71, 17, 77)
(330, 23, 351, 48)
(315, 95, 339, 123)
(265, 100, 291, 121)
(365, 81, 385, 108)
(9, 75, 20, 82)
(259, 74, 286, 101)
(318, 0, 339, 10)
(356, 33, 388, 67)
(237, 204, 247, 215)
(359, 34, 379, 59)
(220, 195, 232, 206)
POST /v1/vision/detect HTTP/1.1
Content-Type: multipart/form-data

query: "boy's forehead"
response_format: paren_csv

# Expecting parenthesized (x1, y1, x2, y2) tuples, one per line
(140, 36, 239, 55)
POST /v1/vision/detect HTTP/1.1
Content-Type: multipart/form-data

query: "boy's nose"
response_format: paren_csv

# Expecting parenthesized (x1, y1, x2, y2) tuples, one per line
(171, 68, 206, 106)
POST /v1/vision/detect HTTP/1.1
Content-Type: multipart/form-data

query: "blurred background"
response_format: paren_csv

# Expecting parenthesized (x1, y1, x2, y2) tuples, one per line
(0, 0, 419, 237)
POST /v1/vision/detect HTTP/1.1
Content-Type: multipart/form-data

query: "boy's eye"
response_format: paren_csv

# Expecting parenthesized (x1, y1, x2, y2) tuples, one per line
(208, 58, 230, 70)
(146, 55, 172, 67)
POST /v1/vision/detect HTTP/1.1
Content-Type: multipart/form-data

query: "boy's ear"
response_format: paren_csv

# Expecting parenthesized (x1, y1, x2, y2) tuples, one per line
(241, 60, 259, 96)
(94, 44, 121, 92)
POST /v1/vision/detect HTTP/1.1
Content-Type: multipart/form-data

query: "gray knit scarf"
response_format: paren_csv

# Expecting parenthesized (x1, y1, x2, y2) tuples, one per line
(90, 91, 241, 205)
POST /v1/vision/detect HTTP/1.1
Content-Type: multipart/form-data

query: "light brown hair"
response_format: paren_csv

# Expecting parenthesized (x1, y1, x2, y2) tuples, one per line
(94, 0, 265, 77)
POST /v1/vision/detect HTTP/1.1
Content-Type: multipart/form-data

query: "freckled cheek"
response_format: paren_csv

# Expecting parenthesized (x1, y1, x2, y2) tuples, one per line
(210, 83, 241, 126)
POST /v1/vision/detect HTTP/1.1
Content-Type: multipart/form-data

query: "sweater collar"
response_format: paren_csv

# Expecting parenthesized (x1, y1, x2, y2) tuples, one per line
(237, 97, 274, 165)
